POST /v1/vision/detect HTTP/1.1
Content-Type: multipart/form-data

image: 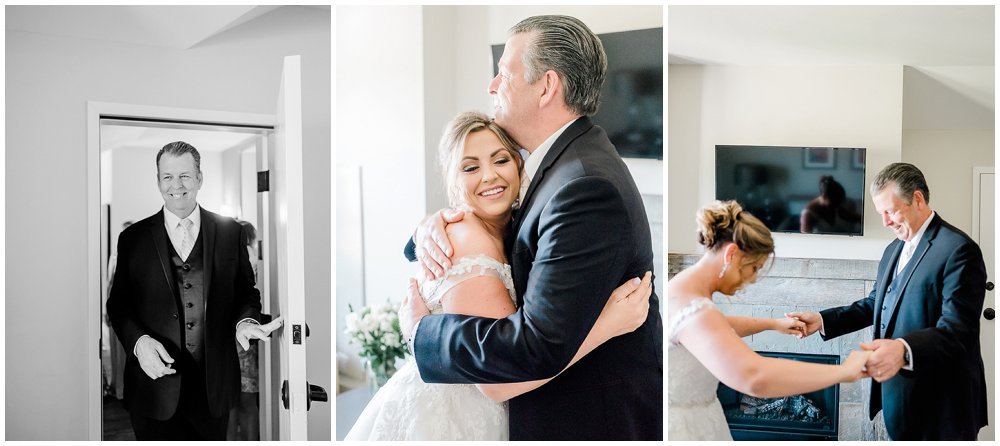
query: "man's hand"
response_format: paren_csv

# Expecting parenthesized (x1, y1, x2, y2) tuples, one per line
(399, 278, 430, 349)
(784, 311, 823, 337)
(134, 336, 176, 380)
(236, 316, 284, 351)
(415, 209, 466, 280)
(597, 272, 653, 338)
(859, 339, 906, 383)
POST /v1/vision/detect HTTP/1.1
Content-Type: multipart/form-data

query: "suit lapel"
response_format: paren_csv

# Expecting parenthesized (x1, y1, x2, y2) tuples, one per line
(150, 210, 177, 299)
(513, 116, 592, 231)
(883, 215, 941, 337)
(201, 208, 216, 302)
(873, 240, 902, 338)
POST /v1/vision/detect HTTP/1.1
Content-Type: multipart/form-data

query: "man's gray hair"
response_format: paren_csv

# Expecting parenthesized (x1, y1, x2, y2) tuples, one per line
(156, 141, 202, 174)
(870, 162, 930, 204)
(510, 15, 607, 116)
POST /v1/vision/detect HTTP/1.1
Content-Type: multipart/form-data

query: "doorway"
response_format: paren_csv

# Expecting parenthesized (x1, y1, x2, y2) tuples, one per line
(88, 102, 276, 440)
(973, 166, 994, 441)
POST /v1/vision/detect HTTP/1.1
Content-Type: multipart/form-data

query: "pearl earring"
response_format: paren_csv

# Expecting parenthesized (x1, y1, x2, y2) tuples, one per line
(719, 262, 729, 279)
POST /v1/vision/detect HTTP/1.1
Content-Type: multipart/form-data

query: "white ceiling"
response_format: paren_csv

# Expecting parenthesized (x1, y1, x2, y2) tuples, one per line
(101, 123, 263, 154)
(5, 5, 327, 49)
(668, 5, 993, 66)
(668, 5, 994, 129)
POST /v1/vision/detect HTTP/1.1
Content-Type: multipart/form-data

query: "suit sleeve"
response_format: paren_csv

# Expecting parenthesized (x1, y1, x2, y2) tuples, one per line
(819, 282, 878, 340)
(106, 229, 146, 354)
(414, 177, 631, 383)
(404, 237, 417, 262)
(899, 241, 987, 377)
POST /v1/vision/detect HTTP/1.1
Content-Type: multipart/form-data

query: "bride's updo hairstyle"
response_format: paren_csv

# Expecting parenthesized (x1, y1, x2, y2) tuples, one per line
(438, 111, 524, 208)
(697, 200, 774, 266)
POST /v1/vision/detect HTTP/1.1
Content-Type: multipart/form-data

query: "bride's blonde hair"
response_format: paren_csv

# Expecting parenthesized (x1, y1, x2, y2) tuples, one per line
(438, 111, 523, 208)
(696, 200, 774, 266)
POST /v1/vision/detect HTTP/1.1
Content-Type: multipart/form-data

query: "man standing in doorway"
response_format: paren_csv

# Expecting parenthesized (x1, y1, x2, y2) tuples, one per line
(107, 141, 280, 440)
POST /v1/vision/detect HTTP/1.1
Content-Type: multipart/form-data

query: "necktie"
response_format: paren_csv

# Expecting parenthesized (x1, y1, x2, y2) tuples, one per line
(896, 242, 915, 275)
(179, 218, 194, 260)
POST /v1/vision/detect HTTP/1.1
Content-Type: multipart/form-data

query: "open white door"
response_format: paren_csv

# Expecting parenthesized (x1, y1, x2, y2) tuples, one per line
(973, 167, 994, 441)
(264, 54, 310, 440)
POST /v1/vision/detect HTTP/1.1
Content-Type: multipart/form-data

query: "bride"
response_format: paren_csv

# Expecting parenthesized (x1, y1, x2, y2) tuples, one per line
(668, 200, 870, 440)
(345, 111, 653, 441)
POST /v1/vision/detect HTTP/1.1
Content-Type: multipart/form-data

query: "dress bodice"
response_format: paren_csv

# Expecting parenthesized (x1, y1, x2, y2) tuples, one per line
(667, 298, 732, 440)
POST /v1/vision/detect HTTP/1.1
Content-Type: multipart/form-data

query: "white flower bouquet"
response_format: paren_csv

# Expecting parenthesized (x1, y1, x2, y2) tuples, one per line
(344, 301, 408, 388)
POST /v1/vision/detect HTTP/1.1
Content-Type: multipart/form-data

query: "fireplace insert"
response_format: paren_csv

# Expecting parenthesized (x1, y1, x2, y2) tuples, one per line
(716, 351, 839, 440)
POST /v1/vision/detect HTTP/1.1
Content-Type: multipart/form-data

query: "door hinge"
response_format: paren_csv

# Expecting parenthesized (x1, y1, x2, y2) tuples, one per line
(257, 170, 270, 192)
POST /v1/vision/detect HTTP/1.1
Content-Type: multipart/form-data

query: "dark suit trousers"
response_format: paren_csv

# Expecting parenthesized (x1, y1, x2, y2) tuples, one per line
(129, 351, 228, 440)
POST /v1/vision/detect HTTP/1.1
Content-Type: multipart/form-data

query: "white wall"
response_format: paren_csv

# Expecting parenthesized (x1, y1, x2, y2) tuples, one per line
(335, 6, 426, 362)
(903, 129, 995, 233)
(668, 64, 904, 259)
(5, 6, 330, 439)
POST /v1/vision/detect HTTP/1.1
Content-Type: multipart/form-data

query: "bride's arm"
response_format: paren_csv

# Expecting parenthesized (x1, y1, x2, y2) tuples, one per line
(474, 272, 652, 403)
(726, 315, 805, 338)
(679, 307, 869, 398)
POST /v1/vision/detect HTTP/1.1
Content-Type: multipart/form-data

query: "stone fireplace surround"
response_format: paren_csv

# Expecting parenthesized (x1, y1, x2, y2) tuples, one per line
(668, 253, 889, 441)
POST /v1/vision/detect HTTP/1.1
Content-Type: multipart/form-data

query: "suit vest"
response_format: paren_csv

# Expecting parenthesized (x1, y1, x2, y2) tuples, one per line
(878, 250, 914, 339)
(168, 231, 207, 363)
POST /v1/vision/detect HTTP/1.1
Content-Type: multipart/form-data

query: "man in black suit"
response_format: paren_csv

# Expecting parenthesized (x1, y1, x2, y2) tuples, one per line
(790, 163, 988, 440)
(398, 15, 662, 440)
(107, 141, 280, 440)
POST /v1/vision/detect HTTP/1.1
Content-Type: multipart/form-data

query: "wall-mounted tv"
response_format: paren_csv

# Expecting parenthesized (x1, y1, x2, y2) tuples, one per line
(715, 145, 867, 236)
(492, 27, 663, 160)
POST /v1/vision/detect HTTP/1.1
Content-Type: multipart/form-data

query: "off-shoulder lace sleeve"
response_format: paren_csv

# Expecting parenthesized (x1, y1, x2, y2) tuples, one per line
(419, 254, 516, 313)
(668, 298, 717, 345)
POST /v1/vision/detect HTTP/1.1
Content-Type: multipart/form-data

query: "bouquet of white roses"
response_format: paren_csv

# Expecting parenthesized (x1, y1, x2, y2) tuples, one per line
(345, 301, 408, 388)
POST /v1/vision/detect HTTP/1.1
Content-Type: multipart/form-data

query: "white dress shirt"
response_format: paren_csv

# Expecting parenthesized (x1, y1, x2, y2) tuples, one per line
(518, 118, 578, 204)
(163, 205, 202, 259)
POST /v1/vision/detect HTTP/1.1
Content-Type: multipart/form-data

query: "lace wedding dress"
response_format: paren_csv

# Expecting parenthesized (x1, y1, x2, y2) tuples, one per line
(668, 298, 733, 440)
(345, 254, 514, 440)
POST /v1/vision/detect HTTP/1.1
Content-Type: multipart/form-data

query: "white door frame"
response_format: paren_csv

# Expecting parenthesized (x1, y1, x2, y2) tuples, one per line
(86, 101, 274, 440)
(972, 165, 995, 441)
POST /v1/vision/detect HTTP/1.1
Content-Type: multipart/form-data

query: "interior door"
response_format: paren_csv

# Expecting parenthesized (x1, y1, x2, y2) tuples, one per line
(974, 168, 994, 441)
(266, 54, 309, 440)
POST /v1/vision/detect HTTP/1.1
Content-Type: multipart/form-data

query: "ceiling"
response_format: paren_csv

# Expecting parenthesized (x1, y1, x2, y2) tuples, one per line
(668, 5, 994, 129)
(5, 5, 328, 49)
(668, 5, 993, 66)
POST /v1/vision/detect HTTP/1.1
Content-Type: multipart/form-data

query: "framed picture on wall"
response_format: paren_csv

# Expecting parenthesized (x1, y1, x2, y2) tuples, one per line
(803, 148, 835, 169)
(851, 149, 865, 170)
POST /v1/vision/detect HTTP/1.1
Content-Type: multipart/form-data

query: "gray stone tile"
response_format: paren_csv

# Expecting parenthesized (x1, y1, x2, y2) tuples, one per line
(838, 403, 867, 441)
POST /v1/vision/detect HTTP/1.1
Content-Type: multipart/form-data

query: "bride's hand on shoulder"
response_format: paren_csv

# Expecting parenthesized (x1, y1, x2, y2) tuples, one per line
(596, 272, 653, 339)
(839, 349, 872, 383)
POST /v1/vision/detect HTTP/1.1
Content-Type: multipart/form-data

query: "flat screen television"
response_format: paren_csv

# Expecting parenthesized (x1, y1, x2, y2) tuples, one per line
(492, 27, 663, 160)
(715, 145, 866, 236)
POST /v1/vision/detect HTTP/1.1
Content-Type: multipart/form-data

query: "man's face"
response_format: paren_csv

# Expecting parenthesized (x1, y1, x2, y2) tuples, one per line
(157, 153, 202, 218)
(488, 33, 543, 141)
(872, 185, 925, 241)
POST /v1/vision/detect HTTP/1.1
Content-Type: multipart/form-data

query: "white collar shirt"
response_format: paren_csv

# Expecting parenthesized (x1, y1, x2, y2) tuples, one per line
(518, 118, 578, 204)
(163, 205, 202, 256)
(897, 210, 935, 274)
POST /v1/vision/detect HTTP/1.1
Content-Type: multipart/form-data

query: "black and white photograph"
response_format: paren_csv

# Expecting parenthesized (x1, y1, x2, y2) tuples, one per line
(6, 5, 331, 440)
(334, 5, 664, 441)
(667, 5, 994, 441)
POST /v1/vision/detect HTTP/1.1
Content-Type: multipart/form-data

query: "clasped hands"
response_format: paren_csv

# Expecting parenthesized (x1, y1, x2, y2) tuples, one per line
(134, 316, 283, 380)
(785, 311, 906, 383)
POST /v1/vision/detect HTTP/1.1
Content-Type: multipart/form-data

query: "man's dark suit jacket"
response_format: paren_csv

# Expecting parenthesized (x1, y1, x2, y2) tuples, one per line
(107, 208, 261, 420)
(820, 214, 987, 440)
(410, 116, 663, 440)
